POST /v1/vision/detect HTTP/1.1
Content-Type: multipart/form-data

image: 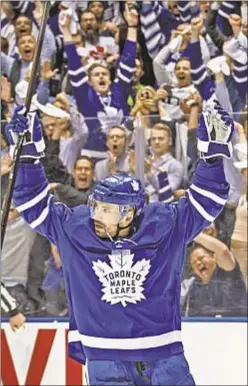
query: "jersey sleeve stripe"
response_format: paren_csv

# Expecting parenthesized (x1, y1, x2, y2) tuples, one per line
(233, 64, 248, 72)
(119, 62, 136, 73)
(190, 184, 227, 205)
(178, 2, 191, 12)
(117, 69, 133, 83)
(142, 22, 161, 38)
(218, 9, 230, 19)
(146, 35, 162, 55)
(232, 74, 248, 83)
(29, 196, 52, 229)
(187, 191, 215, 222)
(222, 1, 235, 9)
(70, 77, 88, 88)
(159, 185, 172, 194)
(15, 185, 50, 213)
(68, 67, 88, 77)
(140, 12, 157, 26)
(191, 64, 206, 74)
(193, 71, 208, 85)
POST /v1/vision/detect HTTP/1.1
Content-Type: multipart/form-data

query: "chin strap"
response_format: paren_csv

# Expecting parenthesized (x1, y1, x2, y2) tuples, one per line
(95, 211, 137, 242)
(107, 218, 135, 241)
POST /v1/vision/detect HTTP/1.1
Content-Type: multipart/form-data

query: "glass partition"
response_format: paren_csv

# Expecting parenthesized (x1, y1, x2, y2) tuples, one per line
(1, 110, 247, 318)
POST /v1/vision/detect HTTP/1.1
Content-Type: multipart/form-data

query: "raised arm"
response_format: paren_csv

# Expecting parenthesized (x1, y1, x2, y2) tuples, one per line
(187, 16, 215, 100)
(113, 3, 138, 95)
(205, 3, 226, 51)
(169, 99, 233, 244)
(217, 1, 238, 37)
(194, 232, 236, 271)
(177, 1, 192, 23)
(225, 15, 248, 102)
(153, 43, 175, 86)
(5, 106, 70, 245)
(1, 52, 15, 78)
(60, 14, 89, 113)
(61, 105, 89, 174)
(140, 1, 166, 59)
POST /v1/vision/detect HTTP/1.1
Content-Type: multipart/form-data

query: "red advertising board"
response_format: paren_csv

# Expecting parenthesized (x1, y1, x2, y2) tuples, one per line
(1, 323, 84, 385)
(1, 320, 247, 386)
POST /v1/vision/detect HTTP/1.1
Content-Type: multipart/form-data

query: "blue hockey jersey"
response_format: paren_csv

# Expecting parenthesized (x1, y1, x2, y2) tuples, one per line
(13, 160, 229, 362)
(64, 40, 136, 159)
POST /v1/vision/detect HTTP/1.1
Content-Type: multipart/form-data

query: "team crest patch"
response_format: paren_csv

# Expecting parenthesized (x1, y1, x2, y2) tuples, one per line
(92, 250, 151, 307)
(131, 180, 139, 191)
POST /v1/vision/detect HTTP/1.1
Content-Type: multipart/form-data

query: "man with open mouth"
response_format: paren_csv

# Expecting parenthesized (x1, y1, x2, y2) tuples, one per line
(60, 3, 138, 161)
(95, 125, 131, 180)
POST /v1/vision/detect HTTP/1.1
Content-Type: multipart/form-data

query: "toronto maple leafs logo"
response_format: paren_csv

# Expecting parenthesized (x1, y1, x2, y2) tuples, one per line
(131, 180, 139, 192)
(92, 250, 151, 307)
(97, 106, 124, 134)
(203, 110, 230, 143)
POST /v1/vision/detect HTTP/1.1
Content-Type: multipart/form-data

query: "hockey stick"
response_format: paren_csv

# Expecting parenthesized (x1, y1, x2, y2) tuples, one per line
(1, 2, 51, 249)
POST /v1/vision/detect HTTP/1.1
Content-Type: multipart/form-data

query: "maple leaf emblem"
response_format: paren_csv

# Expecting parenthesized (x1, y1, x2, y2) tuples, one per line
(131, 180, 139, 191)
(92, 250, 151, 307)
(97, 107, 124, 134)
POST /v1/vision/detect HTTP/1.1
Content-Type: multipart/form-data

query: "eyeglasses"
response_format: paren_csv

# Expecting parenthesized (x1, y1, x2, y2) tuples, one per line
(108, 134, 126, 140)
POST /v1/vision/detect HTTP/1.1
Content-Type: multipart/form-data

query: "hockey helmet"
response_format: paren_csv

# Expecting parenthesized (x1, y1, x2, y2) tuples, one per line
(89, 173, 145, 221)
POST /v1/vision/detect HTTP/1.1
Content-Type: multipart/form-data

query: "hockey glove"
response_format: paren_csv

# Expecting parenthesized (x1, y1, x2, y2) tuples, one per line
(197, 99, 234, 160)
(5, 105, 45, 160)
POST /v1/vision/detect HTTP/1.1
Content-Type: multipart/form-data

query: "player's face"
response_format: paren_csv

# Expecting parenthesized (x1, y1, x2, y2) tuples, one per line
(89, 2, 104, 20)
(190, 247, 217, 284)
(93, 201, 121, 238)
(42, 115, 58, 139)
(18, 35, 36, 61)
(80, 12, 98, 34)
(107, 128, 127, 157)
(175, 60, 192, 87)
(151, 129, 172, 157)
(73, 159, 94, 190)
(15, 16, 32, 37)
(93, 201, 134, 239)
(89, 66, 111, 95)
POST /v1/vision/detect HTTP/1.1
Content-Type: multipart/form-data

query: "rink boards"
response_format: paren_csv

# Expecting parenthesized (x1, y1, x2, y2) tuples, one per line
(1, 318, 247, 386)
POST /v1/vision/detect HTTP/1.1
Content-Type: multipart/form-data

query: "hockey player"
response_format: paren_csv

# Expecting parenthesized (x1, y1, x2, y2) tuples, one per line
(6, 99, 233, 385)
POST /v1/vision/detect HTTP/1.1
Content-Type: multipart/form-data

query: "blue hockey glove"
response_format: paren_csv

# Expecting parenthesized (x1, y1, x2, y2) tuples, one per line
(5, 105, 45, 160)
(197, 99, 234, 160)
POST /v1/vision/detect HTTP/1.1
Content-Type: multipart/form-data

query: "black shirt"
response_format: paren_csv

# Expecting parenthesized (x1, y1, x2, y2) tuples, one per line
(186, 263, 247, 317)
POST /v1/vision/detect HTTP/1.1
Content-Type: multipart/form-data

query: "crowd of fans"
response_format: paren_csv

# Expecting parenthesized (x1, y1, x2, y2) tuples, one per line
(1, 0, 247, 318)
